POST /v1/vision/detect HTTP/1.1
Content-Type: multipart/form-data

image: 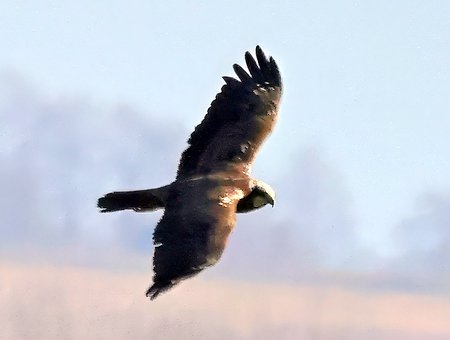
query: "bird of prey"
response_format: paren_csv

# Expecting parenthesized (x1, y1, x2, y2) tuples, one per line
(98, 46, 283, 300)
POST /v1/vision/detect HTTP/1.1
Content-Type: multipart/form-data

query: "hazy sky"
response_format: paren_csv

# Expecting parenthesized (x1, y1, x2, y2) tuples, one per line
(2, 1, 449, 255)
(1, 1, 449, 274)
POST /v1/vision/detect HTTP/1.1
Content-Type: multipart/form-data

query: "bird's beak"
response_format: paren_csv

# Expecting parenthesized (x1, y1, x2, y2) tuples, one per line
(269, 198, 275, 207)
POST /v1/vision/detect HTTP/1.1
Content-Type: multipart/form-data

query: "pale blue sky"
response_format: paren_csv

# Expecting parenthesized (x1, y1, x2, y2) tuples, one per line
(1, 0, 449, 258)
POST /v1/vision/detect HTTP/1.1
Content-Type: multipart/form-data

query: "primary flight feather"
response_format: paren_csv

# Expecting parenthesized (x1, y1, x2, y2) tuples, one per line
(98, 46, 283, 300)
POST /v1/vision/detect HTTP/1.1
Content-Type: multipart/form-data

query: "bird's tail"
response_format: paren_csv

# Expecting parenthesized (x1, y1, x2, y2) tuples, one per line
(97, 186, 170, 213)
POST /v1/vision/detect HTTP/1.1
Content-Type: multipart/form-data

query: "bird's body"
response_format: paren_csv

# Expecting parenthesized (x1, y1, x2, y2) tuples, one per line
(98, 46, 282, 299)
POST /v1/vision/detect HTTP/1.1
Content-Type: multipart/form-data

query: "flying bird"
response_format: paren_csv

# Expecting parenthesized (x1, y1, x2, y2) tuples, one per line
(98, 46, 283, 300)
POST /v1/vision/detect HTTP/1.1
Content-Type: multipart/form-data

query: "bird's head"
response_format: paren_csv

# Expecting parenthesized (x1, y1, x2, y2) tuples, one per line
(236, 179, 275, 213)
(253, 180, 275, 208)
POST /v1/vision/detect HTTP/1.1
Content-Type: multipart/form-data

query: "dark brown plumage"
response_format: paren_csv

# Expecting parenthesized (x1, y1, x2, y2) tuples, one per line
(98, 46, 282, 300)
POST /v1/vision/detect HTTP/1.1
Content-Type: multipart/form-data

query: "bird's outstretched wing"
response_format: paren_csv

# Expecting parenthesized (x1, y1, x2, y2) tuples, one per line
(177, 46, 283, 179)
(147, 177, 246, 300)
(148, 46, 282, 299)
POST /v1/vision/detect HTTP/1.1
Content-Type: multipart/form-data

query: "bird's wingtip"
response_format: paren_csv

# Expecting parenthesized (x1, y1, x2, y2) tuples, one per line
(146, 280, 174, 300)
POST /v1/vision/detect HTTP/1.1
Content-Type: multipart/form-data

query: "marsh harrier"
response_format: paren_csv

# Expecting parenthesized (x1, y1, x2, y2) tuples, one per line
(98, 46, 282, 299)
